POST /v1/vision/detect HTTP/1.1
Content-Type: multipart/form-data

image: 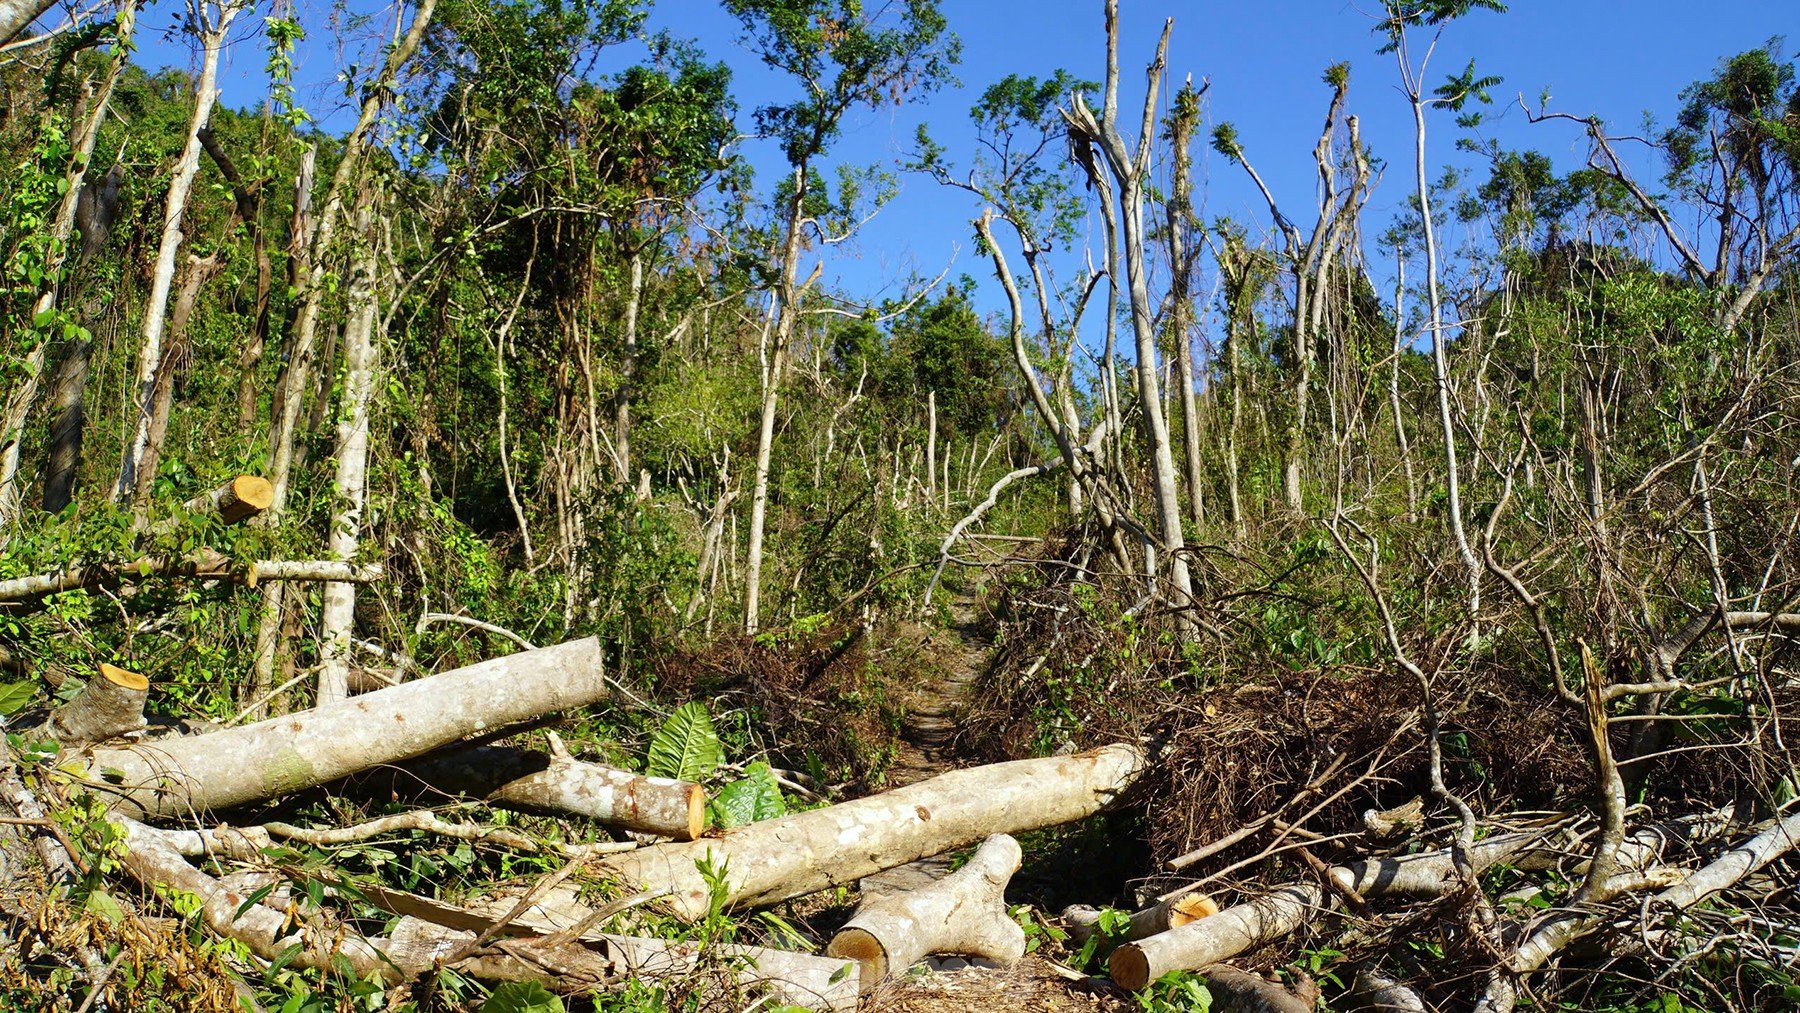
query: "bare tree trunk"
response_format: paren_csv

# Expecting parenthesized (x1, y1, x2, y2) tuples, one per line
(254, 1, 435, 701)
(118, 1, 239, 503)
(317, 207, 381, 704)
(0, 0, 56, 46)
(598, 745, 1143, 920)
(614, 247, 642, 486)
(1167, 84, 1206, 530)
(1065, 10, 1193, 615)
(1405, 68, 1480, 614)
(93, 638, 610, 820)
(746, 177, 809, 635)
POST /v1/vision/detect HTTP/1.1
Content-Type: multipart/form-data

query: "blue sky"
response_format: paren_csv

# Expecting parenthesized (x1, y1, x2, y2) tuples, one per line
(133, 1, 1795, 316)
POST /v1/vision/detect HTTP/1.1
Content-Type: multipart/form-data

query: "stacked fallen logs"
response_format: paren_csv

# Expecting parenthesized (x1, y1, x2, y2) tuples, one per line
(0, 638, 1150, 1009)
(7, 632, 1796, 1011)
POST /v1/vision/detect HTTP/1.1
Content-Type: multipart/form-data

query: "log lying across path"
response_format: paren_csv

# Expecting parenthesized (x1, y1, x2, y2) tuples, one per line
(87, 637, 609, 819)
(598, 744, 1144, 919)
(380, 734, 706, 840)
(829, 832, 1026, 985)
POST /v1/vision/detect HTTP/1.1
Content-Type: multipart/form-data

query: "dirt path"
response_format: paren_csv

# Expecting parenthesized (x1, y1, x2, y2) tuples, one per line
(861, 597, 988, 894)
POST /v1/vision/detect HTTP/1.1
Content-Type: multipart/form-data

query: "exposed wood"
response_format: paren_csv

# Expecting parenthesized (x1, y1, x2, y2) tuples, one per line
(180, 475, 273, 525)
(829, 833, 1025, 985)
(86, 637, 609, 820)
(39, 664, 148, 746)
(598, 744, 1144, 919)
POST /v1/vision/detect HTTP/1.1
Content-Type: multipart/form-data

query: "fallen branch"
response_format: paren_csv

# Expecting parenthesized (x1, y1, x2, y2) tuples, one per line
(86, 637, 608, 819)
(365, 733, 705, 840)
(829, 833, 1026, 984)
(1110, 831, 1549, 991)
(0, 548, 380, 602)
(262, 808, 637, 860)
(598, 744, 1144, 919)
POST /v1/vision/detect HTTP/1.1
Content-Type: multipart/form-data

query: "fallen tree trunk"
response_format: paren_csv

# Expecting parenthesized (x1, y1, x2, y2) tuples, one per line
(377, 734, 705, 840)
(87, 637, 607, 819)
(1064, 893, 1219, 952)
(829, 833, 1025, 984)
(39, 663, 148, 746)
(598, 744, 1144, 919)
(0, 548, 379, 602)
(1110, 832, 1546, 991)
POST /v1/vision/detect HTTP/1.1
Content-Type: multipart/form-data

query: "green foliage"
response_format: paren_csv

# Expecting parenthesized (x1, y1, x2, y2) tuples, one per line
(481, 981, 566, 1013)
(1135, 970, 1212, 1012)
(646, 701, 725, 781)
(709, 760, 787, 828)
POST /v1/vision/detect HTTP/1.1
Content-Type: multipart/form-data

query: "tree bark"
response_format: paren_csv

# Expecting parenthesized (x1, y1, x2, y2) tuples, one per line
(0, 550, 378, 603)
(828, 833, 1025, 985)
(86, 637, 608, 819)
(745, 175, 809, 635)
(596, 744, 1143, 920)
(376, 738, 706, 840)
(39, 663, 148, 746)
(0, 0, 56, 46)
(0, 3, 135, 532)
(1109, 832, 1544, 991)
(317, 205, 381, 704)
(118, 2, 238, 502)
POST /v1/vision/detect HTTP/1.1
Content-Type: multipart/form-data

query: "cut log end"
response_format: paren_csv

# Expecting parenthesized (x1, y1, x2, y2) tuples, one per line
(1110, 944, 1152, 992)
(682, 782, 706, 842)
(98, 663, 150, 693)
(826, 926, 889, 981)
(219, 475, 274, 524)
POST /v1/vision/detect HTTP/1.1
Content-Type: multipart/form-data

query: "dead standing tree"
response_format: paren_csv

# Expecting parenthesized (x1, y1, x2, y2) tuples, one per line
(1063, 3, 1196, 620)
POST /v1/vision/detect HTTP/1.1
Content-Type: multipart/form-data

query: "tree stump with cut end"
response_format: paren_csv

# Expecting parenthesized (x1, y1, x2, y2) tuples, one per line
(42, 663, 149, 746)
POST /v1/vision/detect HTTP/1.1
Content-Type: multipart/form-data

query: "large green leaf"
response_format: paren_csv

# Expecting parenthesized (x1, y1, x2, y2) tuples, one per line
(481, 981, 564, 1013)
(645, 701, 722, 782)
(0, 680, 37, 717)
(709, 761, 787, 829)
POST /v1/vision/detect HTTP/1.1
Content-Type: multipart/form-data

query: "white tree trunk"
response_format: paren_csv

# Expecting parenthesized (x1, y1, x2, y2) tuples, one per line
(317, 209, 380, 704)
(89, 637, 609, 819)
(39, 663, 147, 746)
(118, 1, 238, 500)
(597, 744, 1143, 920)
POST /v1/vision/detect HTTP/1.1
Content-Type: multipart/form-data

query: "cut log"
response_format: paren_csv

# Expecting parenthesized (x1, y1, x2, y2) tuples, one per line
(40, 663, 148, 746)
(1064, 893, 1218, 952)
(377, 734, 705, 840)
(1109, 832, 1546, 991)
(829, 833, 1025, 984)
(597, 744, 1144, 920)
(87, 637, 608, 820)
(180, 474, 273, 525)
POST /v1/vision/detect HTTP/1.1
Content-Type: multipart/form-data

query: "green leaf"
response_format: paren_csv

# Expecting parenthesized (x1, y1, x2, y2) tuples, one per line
(85, 888, 125, 924)
(481, 980, 565, 1013)
(645, 701, 722, 781)
(708, 762, 786, 829)
(0, 680, 37, 716)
